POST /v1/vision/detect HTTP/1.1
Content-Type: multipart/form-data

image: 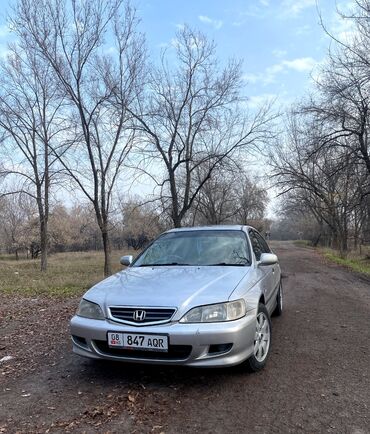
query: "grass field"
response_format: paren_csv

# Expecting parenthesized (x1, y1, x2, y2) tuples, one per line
(293, 240, 370, 276)
(294, 240, 370, 274)
(1, 243, 368, 298)
(322, 249, 370, 276)
(0, 250, 136, 297)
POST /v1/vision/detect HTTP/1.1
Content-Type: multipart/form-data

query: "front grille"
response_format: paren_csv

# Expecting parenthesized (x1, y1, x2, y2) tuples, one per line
(109, 307, 176, 324)
(94, 340, 192, 361)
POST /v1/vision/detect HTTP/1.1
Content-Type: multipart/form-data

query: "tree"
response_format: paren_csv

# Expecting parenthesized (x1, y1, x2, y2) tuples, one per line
(48, 203, 102, 252)
(0, 43, 64, 271)
(191, 167, 240, 225)
(234, 175, 268, 225)
(305, 0, 370, 242)
(12, 0, 146, 276)
(271, 113, 365, 255)
(130, 26, 276, 228)
(119, 197, 164, 249)
(0, 194, 38, 258)
(191, 166, 267, 226)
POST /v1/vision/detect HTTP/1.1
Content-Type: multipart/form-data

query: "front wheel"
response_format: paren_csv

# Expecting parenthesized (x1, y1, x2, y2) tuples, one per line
(246, 303, 272, 372)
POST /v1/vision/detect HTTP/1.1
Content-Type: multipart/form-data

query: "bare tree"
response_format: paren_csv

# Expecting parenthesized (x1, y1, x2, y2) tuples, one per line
(0, 43, 64, 271)
(270, 0, 370, 251)
(235, 175, 268, 225)
(306, 0, 370, 242)
(129, 26, 276, 227)
(191, 168, 241, 225)
(0, 194, 38, 259)
(12, 0, 146, 276)
(119, 197, 164, 249)
(271, 113, 365, 255)
(191, 166, 267, 226)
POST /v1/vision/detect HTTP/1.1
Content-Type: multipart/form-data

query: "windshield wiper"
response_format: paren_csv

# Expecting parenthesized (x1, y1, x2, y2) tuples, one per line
(137, 262, 191, 267)
(206, 262, 250, 266)
(137, 262, 249, 267)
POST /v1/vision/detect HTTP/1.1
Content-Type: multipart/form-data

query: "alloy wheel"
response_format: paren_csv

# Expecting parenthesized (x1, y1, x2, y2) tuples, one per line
(254, 312, 271, 362)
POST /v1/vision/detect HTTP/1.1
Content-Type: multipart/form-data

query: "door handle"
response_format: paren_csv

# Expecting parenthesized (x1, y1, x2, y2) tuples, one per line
(272, 267, 275, 273)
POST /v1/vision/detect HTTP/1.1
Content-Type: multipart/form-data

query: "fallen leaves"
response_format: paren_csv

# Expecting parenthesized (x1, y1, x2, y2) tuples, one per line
(128, 393, 137, 403)
(40, 390, 148, 433)
(0, 294, 169, 433)
(0, 294, 77, 380)
(0, 355, 13, 363)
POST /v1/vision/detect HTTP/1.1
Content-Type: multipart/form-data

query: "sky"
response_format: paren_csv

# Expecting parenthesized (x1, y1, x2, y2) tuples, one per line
(136, 0, 353, 110)
(0, 0, 354, 110)
(135, 0, 353, 215)
(0, 0, 355, 215)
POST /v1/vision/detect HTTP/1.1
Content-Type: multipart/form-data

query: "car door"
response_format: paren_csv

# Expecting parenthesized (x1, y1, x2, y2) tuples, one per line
(249, 230, 275, 308)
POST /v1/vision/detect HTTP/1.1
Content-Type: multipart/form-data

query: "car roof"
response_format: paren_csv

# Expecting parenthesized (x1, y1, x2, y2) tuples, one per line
(165, 225, 255, 233)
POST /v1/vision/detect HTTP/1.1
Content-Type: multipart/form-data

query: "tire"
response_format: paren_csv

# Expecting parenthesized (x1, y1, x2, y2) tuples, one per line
(246, 303, 272, 372)
(272, 281, 283, 317)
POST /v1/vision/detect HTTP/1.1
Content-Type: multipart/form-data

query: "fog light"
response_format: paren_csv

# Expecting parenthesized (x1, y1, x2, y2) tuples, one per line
(208, 343, 233, 354)
(72, 335, 87, 348)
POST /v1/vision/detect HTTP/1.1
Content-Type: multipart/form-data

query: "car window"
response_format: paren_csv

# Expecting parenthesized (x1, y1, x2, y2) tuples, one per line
(133, 230, 251, 266)
(249, 231, 263, 261)
(254, 231, 271, 254)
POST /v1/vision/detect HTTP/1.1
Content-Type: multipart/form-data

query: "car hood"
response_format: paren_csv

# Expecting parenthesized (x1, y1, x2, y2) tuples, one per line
(84, 266, 250, 315)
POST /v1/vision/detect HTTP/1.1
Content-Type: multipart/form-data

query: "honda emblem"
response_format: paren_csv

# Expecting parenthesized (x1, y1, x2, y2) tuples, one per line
(133, 310, 146, 322)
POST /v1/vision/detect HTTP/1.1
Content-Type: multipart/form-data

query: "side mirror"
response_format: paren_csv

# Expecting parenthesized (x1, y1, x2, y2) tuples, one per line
(258, 253, 278, 266)
(120, 255, 133, 266)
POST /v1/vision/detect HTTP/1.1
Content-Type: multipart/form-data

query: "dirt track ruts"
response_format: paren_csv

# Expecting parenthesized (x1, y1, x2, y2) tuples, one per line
(0, 242, 369, 433)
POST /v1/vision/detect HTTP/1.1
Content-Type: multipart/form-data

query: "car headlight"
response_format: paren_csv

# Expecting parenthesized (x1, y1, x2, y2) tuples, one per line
(179, 299, 246, 323)
(77, 299, 105, 320)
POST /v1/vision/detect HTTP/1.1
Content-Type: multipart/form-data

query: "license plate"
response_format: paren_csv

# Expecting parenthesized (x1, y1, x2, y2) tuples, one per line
(107, 332, 169, 352)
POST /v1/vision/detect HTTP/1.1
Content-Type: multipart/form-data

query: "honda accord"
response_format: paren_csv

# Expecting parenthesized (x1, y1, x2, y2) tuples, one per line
(70, 225, 282, 371)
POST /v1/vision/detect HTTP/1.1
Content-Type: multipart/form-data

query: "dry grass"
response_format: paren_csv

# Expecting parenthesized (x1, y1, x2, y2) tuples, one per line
(0, 250, 137, 298)
(291, 241, 370, 276)
(293, 240, 312, 247)
(321, 248, 370, 276)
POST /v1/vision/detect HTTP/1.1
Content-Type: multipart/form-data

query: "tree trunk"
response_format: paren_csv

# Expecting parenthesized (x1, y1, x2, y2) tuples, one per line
(40, 219, 48, 272)
(354, 207, 359, 250)
(331, 227, 340, 251)
(338, 213, 349, 258)
(172, 216, 182, 228)
(339, 236, 348, 259)
(313, 233, 321, 247)
(363, 194, 370, 244)
(36, 190, 48, 272)
(102, 228, 112, 277)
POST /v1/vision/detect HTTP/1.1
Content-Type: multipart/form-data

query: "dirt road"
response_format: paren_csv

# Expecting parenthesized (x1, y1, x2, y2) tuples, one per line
(1, 243, 369, 433)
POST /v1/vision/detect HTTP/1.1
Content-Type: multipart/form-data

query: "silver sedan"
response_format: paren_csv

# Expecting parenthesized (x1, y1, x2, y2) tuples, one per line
(70, 225, 282, 371)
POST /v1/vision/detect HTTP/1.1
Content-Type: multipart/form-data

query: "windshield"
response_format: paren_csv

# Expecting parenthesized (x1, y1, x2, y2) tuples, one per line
(133, 230, 251, 267)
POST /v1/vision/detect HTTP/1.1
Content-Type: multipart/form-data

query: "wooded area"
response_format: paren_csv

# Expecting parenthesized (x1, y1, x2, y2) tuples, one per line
(271, 1, 370, 257)
(0, 0, 369, 273)
(0, 0, 274, 275)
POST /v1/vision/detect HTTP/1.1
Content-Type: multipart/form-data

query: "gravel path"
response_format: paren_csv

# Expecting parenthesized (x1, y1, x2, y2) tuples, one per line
(0, 242, 369, 433)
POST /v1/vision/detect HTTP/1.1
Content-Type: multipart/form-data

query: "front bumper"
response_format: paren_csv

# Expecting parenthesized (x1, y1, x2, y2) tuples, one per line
(70, 309, 257, 367)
